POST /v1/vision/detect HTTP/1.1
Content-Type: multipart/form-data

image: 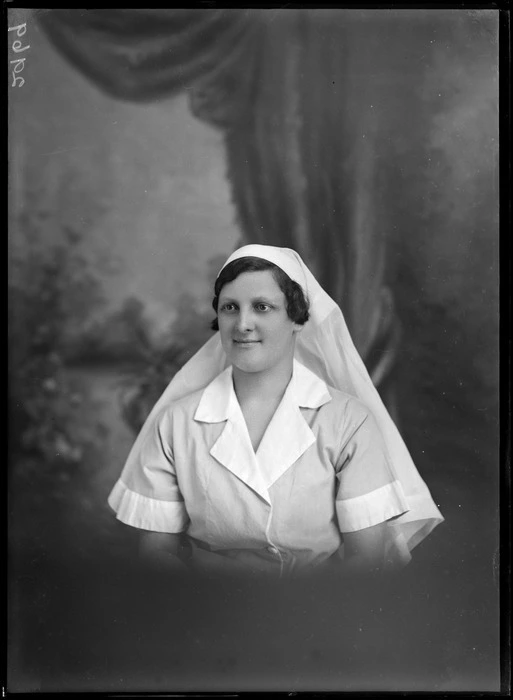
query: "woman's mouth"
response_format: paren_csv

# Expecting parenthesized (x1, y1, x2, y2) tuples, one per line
(233, 339, 260, 346)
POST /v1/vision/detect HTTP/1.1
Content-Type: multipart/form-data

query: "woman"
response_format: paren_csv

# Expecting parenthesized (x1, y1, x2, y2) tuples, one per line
(108, 245, 443, 577)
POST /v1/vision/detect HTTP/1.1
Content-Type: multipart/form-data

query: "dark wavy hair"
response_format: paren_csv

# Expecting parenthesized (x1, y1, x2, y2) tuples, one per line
(211, 257, 310, 331)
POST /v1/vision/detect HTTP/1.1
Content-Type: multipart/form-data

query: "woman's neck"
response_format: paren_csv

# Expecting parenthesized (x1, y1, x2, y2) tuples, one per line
(232, 359, 294, 407)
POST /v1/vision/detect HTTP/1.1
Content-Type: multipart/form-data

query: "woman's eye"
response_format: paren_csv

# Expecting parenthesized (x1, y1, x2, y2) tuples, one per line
(220, 303, 236, 312)
(255, 303, 271, 312)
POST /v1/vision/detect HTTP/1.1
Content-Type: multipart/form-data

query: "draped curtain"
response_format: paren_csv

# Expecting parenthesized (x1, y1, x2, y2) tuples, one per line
(36, 8, 428, 394)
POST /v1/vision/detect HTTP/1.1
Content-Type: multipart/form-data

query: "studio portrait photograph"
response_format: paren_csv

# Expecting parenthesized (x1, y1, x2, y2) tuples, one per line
(7, 6, 504, 694)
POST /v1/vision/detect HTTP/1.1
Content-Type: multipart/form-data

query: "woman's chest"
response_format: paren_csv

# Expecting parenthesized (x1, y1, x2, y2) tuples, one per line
(171, 417, 340, 493)
(239, 400, 281, 452)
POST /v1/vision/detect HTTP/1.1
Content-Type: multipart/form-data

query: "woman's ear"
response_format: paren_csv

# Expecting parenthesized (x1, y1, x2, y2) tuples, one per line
(292, 323, 304, 334)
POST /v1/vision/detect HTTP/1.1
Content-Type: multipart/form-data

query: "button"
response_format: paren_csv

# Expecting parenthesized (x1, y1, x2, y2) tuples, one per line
(267, 545, 280, 556)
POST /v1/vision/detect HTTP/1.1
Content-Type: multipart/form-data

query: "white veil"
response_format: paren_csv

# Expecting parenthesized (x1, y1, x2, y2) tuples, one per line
(113, 244, 443, 564)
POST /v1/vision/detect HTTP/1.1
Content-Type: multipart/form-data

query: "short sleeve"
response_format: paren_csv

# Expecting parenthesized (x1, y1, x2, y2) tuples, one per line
(335, 407, 410, 533)
(107, 409, 189, 534)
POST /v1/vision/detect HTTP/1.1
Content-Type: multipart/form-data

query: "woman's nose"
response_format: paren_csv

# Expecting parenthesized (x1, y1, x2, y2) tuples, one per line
(236, 308, 255, 332)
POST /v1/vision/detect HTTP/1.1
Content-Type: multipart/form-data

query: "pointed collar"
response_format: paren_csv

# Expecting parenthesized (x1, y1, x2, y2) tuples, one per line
(193, 361, 332, 504)
(194, 359, 332, 423)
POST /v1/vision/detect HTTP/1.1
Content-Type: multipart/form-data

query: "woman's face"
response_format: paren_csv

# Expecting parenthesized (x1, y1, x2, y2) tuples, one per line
(217, 270, 302, 376)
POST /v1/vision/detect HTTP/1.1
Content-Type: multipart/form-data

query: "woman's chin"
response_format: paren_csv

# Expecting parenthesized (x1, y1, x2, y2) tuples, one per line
(231, 358, 265, 374)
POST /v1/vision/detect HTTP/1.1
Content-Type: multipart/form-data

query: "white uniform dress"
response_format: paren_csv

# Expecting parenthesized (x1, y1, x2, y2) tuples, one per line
(109, 360, 412, 575)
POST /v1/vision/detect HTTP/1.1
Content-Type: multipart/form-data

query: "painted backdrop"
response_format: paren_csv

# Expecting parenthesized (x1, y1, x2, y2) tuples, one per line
(8, 8, 500, 693)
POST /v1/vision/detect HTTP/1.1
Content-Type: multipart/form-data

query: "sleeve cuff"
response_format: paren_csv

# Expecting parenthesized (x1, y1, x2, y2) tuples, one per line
(108, 479, 189, 533)
(336, 480, 410, 532)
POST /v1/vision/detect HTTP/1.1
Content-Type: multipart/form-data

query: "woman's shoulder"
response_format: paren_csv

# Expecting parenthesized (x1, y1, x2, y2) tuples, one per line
(155, 387, 205, 424)
(311, 387, 381, 449)
(319, 385, 373, 432)
(296, 362, 369, 418)
(325, 385, 370, 415)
